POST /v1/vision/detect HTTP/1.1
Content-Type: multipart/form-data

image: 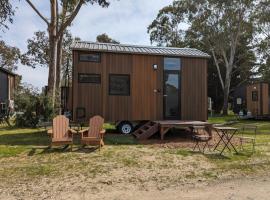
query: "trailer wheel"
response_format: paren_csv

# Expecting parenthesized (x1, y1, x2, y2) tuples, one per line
(118, 121, 133, 135)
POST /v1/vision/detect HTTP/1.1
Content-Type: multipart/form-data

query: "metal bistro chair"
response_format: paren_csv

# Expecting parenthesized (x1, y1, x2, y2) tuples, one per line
(238, 125, 258, 153)
(191, 125, 212, 153)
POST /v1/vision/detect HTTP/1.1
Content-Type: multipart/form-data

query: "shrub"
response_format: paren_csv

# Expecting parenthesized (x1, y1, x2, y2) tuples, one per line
(14, 83, 54, 127)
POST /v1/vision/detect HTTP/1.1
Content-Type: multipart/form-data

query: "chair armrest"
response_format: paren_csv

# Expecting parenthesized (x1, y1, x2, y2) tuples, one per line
(79, 129, 89, 134)
(69, 129, 77, 134)
(100, 129, 106, 138)
(67, 129, 76, 138)
(47, 129, 53, 135)
(79, 129, 89, 138)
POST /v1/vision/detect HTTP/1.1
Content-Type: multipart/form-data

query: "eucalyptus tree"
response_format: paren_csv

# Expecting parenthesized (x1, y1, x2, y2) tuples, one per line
(148, 0, 256, 115)
(0, 40, 21, 71)
(96, 33, 120, 44)
(26, 0, 110, 108)
(0, 0, 14, 31)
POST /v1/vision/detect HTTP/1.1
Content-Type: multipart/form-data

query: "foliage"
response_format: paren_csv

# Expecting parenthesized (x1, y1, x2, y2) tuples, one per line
(14, 83, 54, 127)
(0, 0, 14, 31)
(254, 0, 270, 62)
(148, 0, 258, 114)
(96, 33, 120, 44)
(21, 31, 49, 68)
(25, 0, 110, 108)
(0, 40, 21, 71)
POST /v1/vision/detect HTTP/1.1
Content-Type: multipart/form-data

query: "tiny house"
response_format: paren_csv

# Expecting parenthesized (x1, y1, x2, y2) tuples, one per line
(0, 67, 16, 114)
(246, 83, 269, 116)
(71, 41, 210, 134)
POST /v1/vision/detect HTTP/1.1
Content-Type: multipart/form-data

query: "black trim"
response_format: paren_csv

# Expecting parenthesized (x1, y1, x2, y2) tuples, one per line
(109, 74, 130, 96)
(78, 52, 101, 63)
(78, 73, 101, 84)
(252, 91, 258, 102)
(163, 57, 181, 120)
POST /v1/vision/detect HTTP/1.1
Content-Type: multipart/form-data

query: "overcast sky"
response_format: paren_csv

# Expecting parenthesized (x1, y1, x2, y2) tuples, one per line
(1, 0, 173, 90)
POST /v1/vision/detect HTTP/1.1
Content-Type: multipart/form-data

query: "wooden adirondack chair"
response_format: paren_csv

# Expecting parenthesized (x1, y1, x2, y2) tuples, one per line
(47, 115, 76, 150)
(79, 116, 105, 150)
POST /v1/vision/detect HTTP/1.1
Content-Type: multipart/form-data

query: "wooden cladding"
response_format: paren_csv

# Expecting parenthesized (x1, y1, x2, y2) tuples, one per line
(247, 83, 269, 116)
(72, 50, 208, 122)
(181, 58, 208, 121)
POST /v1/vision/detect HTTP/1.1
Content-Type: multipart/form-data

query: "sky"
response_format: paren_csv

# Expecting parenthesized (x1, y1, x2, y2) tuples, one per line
(1, 0, 173, 90)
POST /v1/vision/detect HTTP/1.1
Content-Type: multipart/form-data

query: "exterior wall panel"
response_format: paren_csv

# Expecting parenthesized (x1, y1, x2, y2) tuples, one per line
(72, 50, 208, 122)
(181, 58, 207, 121)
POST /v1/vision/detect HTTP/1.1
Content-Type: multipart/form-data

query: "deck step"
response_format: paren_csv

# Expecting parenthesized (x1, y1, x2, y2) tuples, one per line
(133, 121, 159, 140)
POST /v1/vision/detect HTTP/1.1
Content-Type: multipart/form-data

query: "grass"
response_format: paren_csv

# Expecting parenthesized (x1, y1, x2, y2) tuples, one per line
(0, 117, 270, 188)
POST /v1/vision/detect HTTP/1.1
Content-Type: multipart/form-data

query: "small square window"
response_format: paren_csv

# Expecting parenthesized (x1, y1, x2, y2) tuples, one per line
(252, 91, 258, 101)
(79, 53, 101, 62)
(109, 74, 130, 96)
(78, 74, 101, 84)
(76, 107, 85, 119)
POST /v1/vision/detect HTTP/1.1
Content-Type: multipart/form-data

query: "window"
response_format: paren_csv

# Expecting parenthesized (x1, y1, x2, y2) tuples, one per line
(164, 57, 181, 70)
(76, 107, 85, 119)
(79, 53, 101, 62)
(109, 74, 130, 96)
(252, 91, 258, 101)
(78, 74, 101, 84)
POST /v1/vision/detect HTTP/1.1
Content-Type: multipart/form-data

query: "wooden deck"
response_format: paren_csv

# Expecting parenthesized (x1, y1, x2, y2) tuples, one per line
(154, 120, 212, 140)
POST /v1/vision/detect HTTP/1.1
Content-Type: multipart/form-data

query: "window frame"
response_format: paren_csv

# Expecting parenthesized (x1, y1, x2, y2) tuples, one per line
(78, 73, 101, 84)
(78, 52, 101, 63)
(252, 91, 258, 102)
(109, 74, 131, 96)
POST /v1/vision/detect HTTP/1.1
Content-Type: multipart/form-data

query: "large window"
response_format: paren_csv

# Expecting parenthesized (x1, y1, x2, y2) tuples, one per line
(109, 74, 130, 96)
(78, 73, 101, 84)
(252, 91, 258, 101)
(79, 53, 101, 62)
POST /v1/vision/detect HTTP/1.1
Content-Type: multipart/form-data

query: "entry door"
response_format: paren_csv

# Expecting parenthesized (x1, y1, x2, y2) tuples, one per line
(163, 58, 181, 120)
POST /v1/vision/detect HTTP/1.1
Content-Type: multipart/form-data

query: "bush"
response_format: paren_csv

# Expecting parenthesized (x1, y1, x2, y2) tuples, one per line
(14, 83, 54, 127)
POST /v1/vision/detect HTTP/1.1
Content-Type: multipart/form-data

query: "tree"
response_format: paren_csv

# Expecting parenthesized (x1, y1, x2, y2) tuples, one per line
(255, 0, 270, 58)
(96, 33, 119, 44)
(21, 30, 78, 84)
(0, 40, 21, 71)
(26, 0, 110, 108)
(148, 0, 256, 115)
(0, 0, 14, 31)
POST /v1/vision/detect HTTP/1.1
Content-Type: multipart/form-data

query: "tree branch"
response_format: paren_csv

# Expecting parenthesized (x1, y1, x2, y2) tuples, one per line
(57, 0, 84, 38)
(211, 49, 225, 90)
(26, 0, 49, 26)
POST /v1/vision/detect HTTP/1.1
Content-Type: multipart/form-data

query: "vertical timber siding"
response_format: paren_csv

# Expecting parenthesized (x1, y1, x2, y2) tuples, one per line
(72, 50, 208, 122)
(181, 57, 207, 121)
(246, 83, 269, 116)
(132, 54, 163, 120)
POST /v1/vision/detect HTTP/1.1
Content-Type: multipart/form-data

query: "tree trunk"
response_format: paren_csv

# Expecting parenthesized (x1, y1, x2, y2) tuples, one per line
(222, 66, 233, 115)
(47, 0, 57, 108)
(55, 34, 64, 114)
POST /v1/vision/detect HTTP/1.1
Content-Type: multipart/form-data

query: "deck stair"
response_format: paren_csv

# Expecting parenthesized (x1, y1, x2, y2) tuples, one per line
(133, 121, 159, 140)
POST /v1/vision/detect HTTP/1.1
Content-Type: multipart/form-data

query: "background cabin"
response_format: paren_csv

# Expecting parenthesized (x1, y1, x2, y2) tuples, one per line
(0, 67, 16, 114)
(246, 83, 269, 116)
(70, 41, 210, 133)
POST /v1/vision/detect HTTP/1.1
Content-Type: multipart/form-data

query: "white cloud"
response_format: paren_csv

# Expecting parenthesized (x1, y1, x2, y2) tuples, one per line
(1, 0, 173, 90)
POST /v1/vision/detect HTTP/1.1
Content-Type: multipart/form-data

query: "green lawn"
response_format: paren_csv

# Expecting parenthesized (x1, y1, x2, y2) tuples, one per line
(0, 117, 270, 190)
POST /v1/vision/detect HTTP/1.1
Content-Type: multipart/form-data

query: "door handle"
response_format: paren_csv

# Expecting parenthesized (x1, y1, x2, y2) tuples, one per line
(154, 89, 161, 93)
(163, 95, 168, 97)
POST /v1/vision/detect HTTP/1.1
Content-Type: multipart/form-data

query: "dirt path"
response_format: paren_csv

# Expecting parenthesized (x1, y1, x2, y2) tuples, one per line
(57, 176, 270, 200)
(1, 175, 270, 199)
